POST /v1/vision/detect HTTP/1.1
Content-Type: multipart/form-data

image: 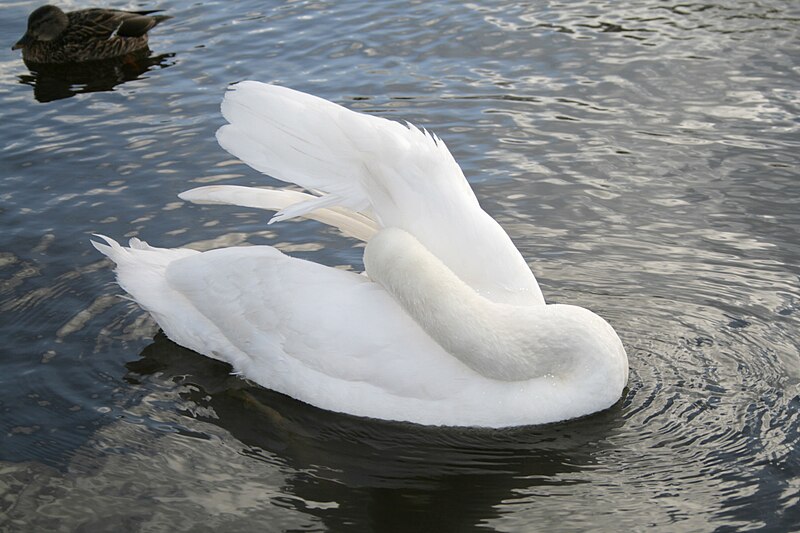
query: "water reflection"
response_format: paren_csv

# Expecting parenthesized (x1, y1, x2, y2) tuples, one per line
(126, 332, 628, 530)
(17, 49, 175, 103)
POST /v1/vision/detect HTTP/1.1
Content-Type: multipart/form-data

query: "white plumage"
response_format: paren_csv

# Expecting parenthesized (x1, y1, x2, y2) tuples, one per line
(94, 82, 628, 427)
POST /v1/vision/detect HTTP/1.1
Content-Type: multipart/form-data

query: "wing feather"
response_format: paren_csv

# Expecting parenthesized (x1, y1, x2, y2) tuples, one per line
(179, 185, 378, 241)
(212, 81, 544, 305)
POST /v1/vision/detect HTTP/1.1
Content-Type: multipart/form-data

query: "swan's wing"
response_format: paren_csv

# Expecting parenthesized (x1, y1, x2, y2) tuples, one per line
(215, 81, 544, 305)
(179, 185, 378, 242)
(161, 246, 478, 408)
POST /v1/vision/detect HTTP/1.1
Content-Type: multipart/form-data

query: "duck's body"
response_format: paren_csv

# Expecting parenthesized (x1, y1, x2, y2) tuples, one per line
(94, 82, 629, 427)
(13, 5, 169, 63)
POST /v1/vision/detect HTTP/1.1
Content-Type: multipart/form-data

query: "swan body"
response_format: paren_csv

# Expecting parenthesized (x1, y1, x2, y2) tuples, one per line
(94, 82, 628, 427)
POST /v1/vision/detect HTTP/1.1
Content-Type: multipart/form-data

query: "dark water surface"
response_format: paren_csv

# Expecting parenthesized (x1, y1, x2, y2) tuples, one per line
(1, 1, 799, 531)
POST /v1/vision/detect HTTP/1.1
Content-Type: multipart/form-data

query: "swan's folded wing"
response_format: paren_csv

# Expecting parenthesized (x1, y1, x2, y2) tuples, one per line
(216, 82, 544, 305)
(163, 246, 473, 401)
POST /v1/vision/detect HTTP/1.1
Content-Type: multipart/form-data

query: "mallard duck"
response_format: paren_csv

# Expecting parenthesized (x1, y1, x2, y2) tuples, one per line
(12, 5, 169, 63)
(93, 82, 629, 428)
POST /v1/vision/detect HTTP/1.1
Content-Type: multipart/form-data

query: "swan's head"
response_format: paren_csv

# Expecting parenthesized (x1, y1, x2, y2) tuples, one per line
(13, 5, 68, 50)
(518, 303, 629, 394)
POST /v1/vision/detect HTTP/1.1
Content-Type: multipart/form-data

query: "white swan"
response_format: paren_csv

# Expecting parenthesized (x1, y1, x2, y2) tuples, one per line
(93, 81, 628, 427)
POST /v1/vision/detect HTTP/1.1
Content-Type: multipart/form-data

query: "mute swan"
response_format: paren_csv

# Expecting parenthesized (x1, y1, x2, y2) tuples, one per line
(93, 82, 628, 427)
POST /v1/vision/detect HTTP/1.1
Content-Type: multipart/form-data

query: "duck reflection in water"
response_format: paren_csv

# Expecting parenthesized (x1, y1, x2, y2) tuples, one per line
(126, 332, 628, 532)
(17, 50, 175, 102)
(12, 5, 173, 102)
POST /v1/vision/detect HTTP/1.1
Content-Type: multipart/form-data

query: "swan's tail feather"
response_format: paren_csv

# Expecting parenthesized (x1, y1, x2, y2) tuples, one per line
(91, 235, 200, 314)
(92, 234, 197, 268)
(91, 235, 251, 371)
(179, 185, 378, 242)
(91, 233, 121, 258)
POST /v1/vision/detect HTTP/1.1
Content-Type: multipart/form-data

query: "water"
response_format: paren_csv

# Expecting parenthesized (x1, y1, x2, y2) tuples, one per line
(1, 0, 798, 530)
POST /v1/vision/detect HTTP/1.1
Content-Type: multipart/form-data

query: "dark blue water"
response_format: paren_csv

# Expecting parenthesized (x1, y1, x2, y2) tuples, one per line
(1, 1, 798, 531)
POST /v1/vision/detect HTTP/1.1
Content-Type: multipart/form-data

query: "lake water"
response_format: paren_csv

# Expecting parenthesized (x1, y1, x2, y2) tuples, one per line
(1, 0, 798, 531)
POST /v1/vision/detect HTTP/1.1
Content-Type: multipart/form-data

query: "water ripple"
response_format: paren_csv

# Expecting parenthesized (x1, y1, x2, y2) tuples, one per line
(1, 0, 799, 530)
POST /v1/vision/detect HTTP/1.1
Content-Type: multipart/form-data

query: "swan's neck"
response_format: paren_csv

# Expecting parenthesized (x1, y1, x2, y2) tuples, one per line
(364, 228, 623, 382)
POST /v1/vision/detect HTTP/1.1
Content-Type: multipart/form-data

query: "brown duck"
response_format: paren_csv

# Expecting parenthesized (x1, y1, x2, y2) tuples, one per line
(12, 5, 170, 64)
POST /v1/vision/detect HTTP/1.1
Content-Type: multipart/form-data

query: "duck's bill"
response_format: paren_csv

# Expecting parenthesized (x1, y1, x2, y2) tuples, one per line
(12, 33, 31, 50)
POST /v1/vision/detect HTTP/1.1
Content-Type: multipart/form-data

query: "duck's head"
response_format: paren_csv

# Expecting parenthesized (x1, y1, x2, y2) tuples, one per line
(12, 5, 68, 50)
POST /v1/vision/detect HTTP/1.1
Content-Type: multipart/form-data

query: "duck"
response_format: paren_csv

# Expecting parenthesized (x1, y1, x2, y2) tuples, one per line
(93, 82, 629, 428)
(12, 5, 169, 63)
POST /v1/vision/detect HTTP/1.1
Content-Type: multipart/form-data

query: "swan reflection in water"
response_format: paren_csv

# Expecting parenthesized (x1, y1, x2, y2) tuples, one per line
(124, 332, 628, 531)
(17, 49, 175, 102)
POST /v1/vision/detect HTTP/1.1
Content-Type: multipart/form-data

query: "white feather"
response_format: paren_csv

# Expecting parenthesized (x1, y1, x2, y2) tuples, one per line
(179, 185, 378, 241)
(216, 81, 544, 306)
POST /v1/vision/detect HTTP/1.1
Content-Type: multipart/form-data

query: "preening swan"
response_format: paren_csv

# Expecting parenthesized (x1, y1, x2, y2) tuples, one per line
(93, 81, 628, 427)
